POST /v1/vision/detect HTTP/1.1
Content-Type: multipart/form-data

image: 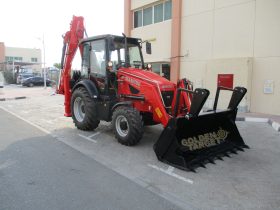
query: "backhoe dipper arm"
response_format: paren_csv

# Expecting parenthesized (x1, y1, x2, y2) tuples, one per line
(57, 16, 85, 117)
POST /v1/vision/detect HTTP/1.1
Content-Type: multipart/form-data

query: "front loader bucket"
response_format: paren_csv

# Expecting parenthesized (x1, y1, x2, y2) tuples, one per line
(154, 87, 249, 172)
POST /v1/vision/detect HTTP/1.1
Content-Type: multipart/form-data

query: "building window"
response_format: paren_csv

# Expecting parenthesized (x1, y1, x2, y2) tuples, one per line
(143, 7, 153, 26)
(152, 63, 161, 74)
(164, 0, 172, 20)
(14, 57, 22, 61)
(5, 56, 12, 62)
(154, 3, 163, 23)
(162, 63, 170, 80)
(31, 57, 38, 62)
(134, 10, 142, 28)
(133, 1, 172, 28)
(5, 56, 22, 62)
(151, 63, 170, 80)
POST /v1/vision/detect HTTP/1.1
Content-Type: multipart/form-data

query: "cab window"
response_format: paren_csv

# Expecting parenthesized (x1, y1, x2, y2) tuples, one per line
(90, 39, 106, 77)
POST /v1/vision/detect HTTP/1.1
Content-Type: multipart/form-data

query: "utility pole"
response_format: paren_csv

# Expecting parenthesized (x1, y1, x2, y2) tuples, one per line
(37, 35, 46, 89)
(43, 34, 46, 89)
(12, 61, 15, 81)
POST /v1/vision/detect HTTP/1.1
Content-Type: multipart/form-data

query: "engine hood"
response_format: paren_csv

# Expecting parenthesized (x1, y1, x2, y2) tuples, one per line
(119, 68, 175, 91)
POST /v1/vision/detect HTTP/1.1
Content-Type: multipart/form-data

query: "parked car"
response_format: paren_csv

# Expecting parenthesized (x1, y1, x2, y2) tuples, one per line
(22, 76, 52, 87)
(17, 74, 33, 84)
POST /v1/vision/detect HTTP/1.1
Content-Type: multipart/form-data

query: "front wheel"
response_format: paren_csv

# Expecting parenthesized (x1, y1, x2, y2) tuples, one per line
(71, 87, 100, 131)
(112, 106, 143, 146)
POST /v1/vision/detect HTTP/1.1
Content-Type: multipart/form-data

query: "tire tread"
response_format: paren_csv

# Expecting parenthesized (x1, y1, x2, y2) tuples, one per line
(112, 106, 143, 146)
(71, 87, 100, 131)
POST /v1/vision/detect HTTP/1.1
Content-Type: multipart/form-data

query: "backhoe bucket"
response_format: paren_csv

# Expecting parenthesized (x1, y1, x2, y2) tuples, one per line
(154, 87, 249, 172)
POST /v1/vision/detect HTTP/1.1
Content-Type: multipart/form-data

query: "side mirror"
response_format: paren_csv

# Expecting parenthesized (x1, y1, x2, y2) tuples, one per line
(146, 42, 152, 54)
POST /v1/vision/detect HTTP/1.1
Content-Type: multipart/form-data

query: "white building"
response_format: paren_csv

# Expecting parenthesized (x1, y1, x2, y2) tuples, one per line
(0, 42, 42, 74)
(124, 0, 280, 115)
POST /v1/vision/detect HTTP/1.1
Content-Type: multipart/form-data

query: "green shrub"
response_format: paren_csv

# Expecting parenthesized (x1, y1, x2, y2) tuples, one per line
(3, 71, 15, 84)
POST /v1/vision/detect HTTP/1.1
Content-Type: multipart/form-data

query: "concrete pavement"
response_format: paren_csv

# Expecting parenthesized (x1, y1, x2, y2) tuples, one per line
(1, 85, 279, 130)
(0, 84, 55, 100)
(1, 85, 280, 210)
(0, 108, 182, 210)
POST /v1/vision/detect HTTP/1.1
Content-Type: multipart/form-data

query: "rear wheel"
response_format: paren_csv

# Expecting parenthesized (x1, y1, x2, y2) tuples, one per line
(71, 87, 100, 131)
(28, 83, 34, 87)
(112, 106, 143, 146)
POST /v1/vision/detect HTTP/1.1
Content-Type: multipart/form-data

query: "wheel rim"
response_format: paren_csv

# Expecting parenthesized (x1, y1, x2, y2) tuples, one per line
(73, 97, 85, 122)
(115, 115, 129, 137)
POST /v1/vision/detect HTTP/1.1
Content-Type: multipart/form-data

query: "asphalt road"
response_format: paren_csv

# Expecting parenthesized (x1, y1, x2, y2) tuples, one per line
(0, 108, 181, 210)
(1, 89, 280, 210)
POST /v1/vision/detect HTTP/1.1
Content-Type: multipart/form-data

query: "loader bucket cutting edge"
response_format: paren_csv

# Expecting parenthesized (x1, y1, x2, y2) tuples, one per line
(153, 109, 249, 171)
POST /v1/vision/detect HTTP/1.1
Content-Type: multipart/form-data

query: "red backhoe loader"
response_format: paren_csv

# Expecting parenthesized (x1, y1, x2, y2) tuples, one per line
(57, 16, 249, 172)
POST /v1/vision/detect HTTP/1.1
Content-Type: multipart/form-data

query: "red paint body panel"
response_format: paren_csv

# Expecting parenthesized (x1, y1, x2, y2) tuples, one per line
(116, 68, 192, 127)
(57, 16, 85, 116)
(117, 68, 173, 126)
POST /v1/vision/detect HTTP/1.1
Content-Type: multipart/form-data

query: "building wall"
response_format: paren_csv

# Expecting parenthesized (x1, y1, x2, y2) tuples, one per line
(205, 57, 253, 111)
(131, 21, 172, 63)
(251, 0, 280, 114)
(180, 0, 280, 115)
(127, 0, 280, 115)
(5, 47, 42, 73)
(131, 0, 157, 10)
(130, 0, 173, 63)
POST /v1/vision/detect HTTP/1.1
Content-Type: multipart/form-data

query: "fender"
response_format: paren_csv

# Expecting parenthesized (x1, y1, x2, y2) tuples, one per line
(72, 79, 99, 98)
(112, 101, 132, 112)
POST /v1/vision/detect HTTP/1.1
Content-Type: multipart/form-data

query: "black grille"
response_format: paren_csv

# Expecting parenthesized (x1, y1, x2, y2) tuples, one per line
(161, 91, 174, 107)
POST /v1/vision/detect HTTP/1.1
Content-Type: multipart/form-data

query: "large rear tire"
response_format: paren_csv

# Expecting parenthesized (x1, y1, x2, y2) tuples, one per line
(71, 87, 100, 131)
(112, 106, 143, 146)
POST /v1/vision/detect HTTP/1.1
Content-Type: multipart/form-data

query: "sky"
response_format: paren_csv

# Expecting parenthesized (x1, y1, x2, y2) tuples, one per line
(0, 0, 124, 68)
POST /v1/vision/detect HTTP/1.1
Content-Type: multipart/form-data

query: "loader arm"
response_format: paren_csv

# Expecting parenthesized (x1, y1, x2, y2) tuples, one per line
(173, 78, 193, 116)
(57, 16, 85, 116)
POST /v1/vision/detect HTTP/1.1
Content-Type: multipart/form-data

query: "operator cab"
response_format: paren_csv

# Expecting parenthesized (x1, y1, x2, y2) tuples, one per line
(108, 35, 145, 70)
(79, 34, 147, 95)
(80, 34, 145, 75)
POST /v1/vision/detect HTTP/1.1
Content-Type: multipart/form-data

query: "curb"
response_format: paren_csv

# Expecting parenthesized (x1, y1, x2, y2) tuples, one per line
(237, 116, 280, 132)
(268, 119, 280, 132)
(0, 96, 27, 101)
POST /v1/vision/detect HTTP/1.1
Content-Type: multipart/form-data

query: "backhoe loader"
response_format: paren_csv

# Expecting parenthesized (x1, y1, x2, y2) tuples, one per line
(57, 16, 249, 171)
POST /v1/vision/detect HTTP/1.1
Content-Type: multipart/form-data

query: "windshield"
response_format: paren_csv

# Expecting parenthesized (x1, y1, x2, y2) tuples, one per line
(109, 38, 143, 70)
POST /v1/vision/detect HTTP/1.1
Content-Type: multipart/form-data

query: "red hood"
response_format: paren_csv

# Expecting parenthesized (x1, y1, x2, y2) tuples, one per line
(119, 67, 175, 91)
